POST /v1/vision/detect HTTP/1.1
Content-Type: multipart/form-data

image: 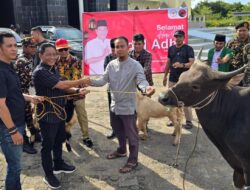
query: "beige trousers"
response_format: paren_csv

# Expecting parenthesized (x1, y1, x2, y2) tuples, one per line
(168, 81, 193, 122)
(74, 99, 89, 139)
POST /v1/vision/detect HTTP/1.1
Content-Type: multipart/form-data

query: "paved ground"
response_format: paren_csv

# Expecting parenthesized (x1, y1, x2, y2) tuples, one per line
(0, 74, 234, 190)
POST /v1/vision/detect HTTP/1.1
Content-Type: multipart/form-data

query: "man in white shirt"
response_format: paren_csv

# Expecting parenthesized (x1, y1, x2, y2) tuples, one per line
(85, 20, 111, 75)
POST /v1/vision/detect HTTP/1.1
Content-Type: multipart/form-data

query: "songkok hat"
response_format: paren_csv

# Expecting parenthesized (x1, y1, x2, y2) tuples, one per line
(214, 34, 226, 42)
(97, 20, 107, 27)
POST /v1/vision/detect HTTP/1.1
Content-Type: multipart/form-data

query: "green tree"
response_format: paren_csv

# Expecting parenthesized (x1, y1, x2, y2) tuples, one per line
(191, 1, 249, 27)
(242, 2, 250, 11)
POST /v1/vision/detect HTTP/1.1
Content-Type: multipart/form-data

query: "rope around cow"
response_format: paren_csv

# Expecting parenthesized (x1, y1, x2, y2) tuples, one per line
(34, 89, 145, 121)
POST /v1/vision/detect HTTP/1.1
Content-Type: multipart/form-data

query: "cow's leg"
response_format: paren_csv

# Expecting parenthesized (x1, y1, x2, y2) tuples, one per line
(168, 115, 176, 136)
(240, 161, 250, 188)
(172, 120, 181, 146)
(244, 170, 250, 187)
(137, 118, 147, 140)
(170, 112, 182, 146)
(233, 169, 244, 189)
(141, 121, 148, 140)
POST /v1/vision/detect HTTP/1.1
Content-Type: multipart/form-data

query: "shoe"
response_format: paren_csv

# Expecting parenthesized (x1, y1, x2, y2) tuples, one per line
(183, 121, 193, 129)
(53, 162, 76, 174)
(167, 122, 173, 127)
(23, 135, 37, 154)
(106, 131, 115, 139)
(43, 175, 61, 189)
(23, 143, 37, 154)
(83, 138, 93, 148)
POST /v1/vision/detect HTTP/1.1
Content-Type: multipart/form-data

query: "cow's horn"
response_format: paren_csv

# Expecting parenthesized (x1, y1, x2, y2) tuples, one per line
(196, 47, 203, 60)
(214, 65, 247, 79)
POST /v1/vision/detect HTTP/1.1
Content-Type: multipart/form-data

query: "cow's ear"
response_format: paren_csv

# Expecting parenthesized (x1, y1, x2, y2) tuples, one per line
(228, 73, 245, 86)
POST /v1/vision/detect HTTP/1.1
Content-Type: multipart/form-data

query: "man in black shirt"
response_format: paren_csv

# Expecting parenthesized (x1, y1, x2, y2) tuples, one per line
(32, 43, 89, 189)
(163, 30, 195, 129)
(0, 32, 43, 190)
(31, 26, 49, 69)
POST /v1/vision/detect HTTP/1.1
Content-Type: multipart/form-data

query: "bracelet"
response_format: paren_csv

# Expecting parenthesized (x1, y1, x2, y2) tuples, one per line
(10, 130, 18, 136)
(8, 126, 17, 133)
(75, 88, 80, 93)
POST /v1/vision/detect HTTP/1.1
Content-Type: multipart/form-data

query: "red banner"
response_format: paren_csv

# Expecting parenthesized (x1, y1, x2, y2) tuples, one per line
(82, 8, 188, 75)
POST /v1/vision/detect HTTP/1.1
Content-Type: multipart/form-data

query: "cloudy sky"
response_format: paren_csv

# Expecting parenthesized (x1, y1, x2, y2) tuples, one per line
(191, 0, 249, 8)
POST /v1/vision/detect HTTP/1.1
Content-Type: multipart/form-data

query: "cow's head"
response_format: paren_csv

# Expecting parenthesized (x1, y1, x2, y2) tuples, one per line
(159, 49, 246, 107)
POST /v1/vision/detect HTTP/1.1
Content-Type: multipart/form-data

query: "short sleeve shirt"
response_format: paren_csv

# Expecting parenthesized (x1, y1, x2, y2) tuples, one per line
(0, 60, 25, 126)
(32, 63, 66, 123)
(168, 44, 194, 82)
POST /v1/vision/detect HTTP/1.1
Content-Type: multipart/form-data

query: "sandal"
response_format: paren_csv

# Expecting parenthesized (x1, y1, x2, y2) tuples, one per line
(106, 151, 127, 159)
(119, 162, 138, 173)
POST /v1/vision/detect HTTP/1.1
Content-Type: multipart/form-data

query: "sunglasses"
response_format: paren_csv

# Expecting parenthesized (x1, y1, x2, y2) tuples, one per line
(58, 48, 69, 52)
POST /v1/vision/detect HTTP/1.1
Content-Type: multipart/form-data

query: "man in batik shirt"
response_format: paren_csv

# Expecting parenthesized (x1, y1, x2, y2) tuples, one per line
(15, 37, 38, 154)
(55, 38, 93, 148)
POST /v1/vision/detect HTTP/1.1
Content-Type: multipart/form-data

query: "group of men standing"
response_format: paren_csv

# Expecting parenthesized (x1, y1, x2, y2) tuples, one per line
(0, 19, 250, 190)
(0, 26, 92, 189)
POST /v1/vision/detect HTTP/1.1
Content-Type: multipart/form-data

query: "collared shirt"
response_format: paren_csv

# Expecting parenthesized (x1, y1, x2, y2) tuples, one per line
(14, 53, 34, 94)
(85, 38, 111, 75)
(129, 49, 153, 86)
(56, 54, 82, 80)
(0, 60, 25, 126)
(168, 44, 194, 83)
(226, 36, 250, 71)
(32, 63, 66, 123)
(90, 57, 149, 115)
(211, 49, 223, 71)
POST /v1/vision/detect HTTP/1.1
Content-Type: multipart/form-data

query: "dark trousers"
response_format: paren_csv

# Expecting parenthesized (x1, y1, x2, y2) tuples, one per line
(107, 91, 111, 110)
(107, 91, 115, 132)
(39, 121, 66, 176)
(24, 102, 36, 135)
(110, 112, 139, 164)
(65, 99, 75, 123)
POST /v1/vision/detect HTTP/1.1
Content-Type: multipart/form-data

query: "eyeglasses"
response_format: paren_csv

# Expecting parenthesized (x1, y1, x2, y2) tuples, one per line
(58, 48, 69, 52)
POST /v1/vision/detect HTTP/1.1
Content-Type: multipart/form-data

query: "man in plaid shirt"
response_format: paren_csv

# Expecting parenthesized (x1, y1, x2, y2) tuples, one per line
(129, 34, 153, 86)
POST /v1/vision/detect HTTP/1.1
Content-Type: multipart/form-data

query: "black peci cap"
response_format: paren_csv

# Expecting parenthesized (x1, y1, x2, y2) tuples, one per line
(97, 20, 107, 27)
(214, 34, 226, 42)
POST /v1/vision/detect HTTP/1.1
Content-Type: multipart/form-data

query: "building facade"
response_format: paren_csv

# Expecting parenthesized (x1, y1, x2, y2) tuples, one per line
(0, 0, 128, 31)
(128, 0, 191, 15)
